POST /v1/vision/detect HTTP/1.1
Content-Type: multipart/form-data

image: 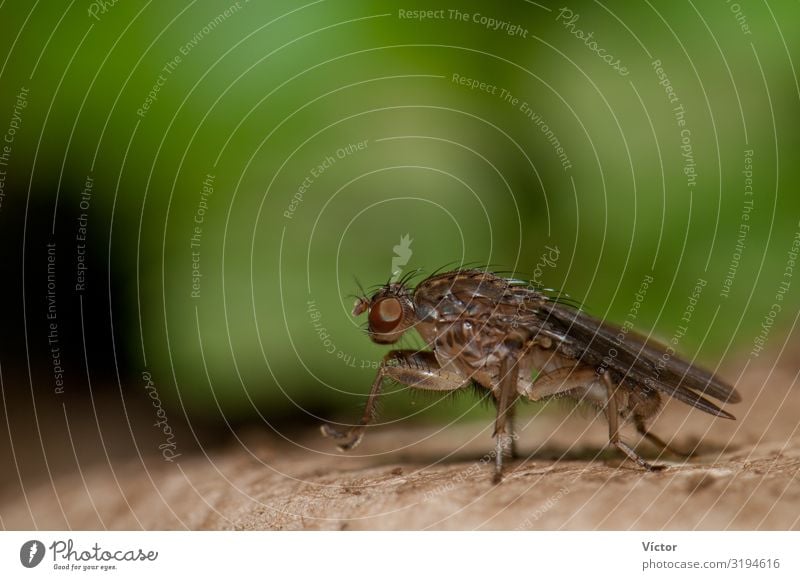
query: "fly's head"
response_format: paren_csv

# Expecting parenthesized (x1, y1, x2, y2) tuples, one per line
(352, 282, 415, 344)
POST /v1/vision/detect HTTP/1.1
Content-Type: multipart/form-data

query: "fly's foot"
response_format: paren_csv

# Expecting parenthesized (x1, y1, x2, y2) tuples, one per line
(320, 423, 365, 452)
(614, 440, 667, 472)
(492, 432, 514, 484)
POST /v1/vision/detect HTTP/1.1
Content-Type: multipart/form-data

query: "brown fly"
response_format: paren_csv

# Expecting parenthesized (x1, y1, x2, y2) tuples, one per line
(321, 269, 741, 482)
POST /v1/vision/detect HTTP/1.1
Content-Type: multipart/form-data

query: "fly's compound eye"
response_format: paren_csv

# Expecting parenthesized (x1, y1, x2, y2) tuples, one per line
(369, 297, 403, 333)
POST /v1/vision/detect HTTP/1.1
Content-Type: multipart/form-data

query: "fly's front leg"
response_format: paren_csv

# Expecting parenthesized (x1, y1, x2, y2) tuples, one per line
(320, 363, 386, 452)
(602, 372, 665, 472)
(321, 350, 467, 452)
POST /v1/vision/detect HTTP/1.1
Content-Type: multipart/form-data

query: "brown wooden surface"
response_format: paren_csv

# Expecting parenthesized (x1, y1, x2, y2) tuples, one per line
(1, 357, 798, 530)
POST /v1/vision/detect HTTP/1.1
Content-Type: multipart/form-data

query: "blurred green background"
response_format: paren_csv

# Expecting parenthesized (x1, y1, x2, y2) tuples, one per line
(1, 0, 798, 427)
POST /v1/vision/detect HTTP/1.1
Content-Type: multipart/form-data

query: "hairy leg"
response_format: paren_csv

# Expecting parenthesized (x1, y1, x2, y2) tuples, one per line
(492, 355, 520, 483)
(603, 373, 665, 472)
(321, 350, 468, 451)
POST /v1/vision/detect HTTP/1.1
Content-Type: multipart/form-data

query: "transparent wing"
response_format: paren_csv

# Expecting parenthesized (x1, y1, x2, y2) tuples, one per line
(539, 300, 741, 419)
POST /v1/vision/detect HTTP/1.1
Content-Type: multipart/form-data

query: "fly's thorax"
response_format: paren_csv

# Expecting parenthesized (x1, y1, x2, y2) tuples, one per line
(412, 301, 438, 324)
(410, 318, 439, 348)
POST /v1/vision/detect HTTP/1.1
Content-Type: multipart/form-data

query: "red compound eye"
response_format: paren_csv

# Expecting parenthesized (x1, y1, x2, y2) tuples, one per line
(369, 297, 403, 333)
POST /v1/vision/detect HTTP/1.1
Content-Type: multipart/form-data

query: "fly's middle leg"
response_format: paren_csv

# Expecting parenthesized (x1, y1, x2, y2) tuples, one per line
(491, 355, 520, 483)
(321, 350, 468, 451)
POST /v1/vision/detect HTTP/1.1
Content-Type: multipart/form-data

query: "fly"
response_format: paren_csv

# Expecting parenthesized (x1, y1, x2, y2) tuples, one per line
(321, 269, 741, 482)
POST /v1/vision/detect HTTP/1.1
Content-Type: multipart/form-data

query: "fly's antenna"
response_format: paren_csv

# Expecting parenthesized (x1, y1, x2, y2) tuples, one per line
(352, 275, 368, 300)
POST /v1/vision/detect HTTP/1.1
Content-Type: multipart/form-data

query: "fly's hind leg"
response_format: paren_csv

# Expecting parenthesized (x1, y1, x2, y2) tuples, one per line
(634, 418, 696, 459)
(321, 350, 467, 451)
(626, 387, 692, 458)
(507, 403, 519, 460)
(602, 372, 665, 472)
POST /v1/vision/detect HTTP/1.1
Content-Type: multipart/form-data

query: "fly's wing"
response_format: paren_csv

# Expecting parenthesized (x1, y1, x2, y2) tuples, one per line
(538, 300, 741, 419)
